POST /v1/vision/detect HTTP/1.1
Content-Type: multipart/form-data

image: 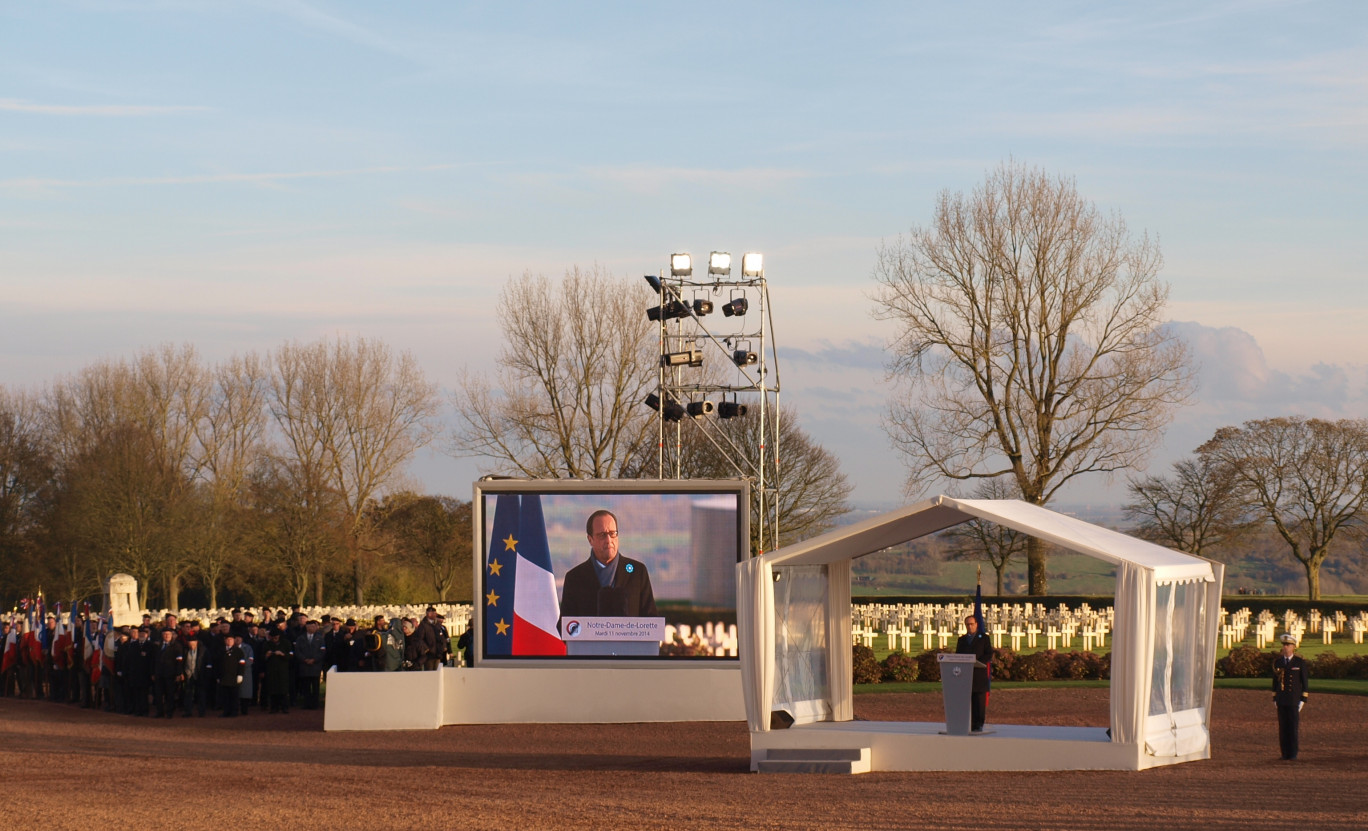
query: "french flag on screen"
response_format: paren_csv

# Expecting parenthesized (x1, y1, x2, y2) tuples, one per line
(484, 494, 565, 657)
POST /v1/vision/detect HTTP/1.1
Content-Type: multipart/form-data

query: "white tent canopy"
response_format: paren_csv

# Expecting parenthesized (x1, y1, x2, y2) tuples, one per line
(737, 496, 1225, 771)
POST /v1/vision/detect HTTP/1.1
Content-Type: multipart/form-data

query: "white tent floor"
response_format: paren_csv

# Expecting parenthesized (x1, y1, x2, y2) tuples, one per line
(750, 720, 1208, 771)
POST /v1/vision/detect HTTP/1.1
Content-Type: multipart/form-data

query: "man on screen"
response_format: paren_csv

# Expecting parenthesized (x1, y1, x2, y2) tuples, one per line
(560, 509, 658, 619)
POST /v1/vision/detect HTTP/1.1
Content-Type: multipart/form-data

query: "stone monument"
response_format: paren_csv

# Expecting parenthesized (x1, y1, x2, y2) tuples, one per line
(104, 573, 141, 627)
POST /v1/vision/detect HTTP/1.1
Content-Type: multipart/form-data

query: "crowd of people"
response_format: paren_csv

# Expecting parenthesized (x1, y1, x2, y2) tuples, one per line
(1, 604, 465, 718)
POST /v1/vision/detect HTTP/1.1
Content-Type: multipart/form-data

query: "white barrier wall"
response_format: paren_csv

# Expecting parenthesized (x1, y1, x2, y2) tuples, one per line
(323, 667, 444, 731)
(324, 665, 745, 731)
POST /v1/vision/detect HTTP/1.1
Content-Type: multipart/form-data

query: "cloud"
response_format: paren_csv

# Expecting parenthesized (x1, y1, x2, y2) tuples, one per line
(1164, 320, 1364, 415)
(783, 337, 886, 371)
(0, 98, 210, 116)
(0, 163, 459, 191)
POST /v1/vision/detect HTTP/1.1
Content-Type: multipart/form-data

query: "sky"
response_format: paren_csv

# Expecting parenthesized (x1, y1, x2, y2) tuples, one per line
(2, 0, 1366, 510)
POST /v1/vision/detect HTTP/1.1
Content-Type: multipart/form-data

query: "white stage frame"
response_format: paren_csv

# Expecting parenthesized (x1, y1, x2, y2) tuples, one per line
(738, 495, 1226, 773)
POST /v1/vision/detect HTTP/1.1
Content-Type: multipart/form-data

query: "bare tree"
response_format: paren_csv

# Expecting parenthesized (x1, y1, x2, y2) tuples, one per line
(41, 349, 209, 609)
(872, 160, 1193, 594)
(626, 404, 853, 556)
(1124, 453, 1251, 558)
(380, 492, 472, 602)
(943, 479, 1029, 595)
(270, 336, 439, 603)
(190, 353, 270, 609)
(247, 460, 342, 606)
(1198, 417, 1368, 600)
(0, 387, 55, 603)
(451, 267, 657, 478)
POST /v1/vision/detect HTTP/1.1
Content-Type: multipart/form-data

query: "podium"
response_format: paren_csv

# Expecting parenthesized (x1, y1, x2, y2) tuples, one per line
(561, 616, 665, 656)
(937, 653, 986, 735)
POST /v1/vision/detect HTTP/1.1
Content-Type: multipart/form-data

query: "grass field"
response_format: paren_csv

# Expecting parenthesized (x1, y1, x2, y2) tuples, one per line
(854, 677, 1368, 696)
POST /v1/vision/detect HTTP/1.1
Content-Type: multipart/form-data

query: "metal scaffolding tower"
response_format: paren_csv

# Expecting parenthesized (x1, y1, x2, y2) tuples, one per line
(643, 252, 782, 554)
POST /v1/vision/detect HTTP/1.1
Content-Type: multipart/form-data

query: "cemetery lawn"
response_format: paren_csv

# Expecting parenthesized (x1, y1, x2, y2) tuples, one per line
(855, 678, 1368, 695)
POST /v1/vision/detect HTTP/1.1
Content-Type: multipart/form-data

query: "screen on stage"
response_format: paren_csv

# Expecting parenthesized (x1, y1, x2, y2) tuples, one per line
(472, 479, 747, 664)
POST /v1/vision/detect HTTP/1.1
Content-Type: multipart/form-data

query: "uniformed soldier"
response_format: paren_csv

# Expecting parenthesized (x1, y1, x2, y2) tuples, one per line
(1272, 633, 1309, 760)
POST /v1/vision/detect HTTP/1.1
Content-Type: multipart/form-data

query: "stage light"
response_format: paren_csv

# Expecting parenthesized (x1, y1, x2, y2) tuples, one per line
(722, 297, 749, 317)
(693, 298, 713, 316)
(647, 300, 690, 321)
(686, 400, 714, 418)
(708, 251, 731, 275)
(718, 400, 749, 419)
(733, 349, 757, 367)
(645, 393, 684, 421)
(670, 253, 692, 276)
(741, 252, 763, 277)
(661, 348, 703, 367)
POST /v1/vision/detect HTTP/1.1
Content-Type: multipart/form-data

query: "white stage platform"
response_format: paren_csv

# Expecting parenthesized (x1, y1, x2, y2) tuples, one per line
(324, 664, 746, 731)
(750, 720, 1210, 772)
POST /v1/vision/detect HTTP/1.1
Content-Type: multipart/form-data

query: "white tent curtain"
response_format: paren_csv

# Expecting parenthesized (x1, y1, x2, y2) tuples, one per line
(1143, 578, 1213, 757)
(1197, 562, 1225, 737)
(826, 560, 853, 722)
(771, 564, 831, 725)
(1110, 560, 1154, 746)
(736, 557, 774, 732)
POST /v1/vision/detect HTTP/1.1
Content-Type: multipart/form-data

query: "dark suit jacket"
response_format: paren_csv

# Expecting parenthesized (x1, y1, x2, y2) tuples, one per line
(560, 554, 658, 621)
(1273, 654, 1309, 705)
(955, 631, 993, 691)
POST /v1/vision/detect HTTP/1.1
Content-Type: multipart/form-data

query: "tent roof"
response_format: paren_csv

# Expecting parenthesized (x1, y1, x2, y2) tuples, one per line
(763, 495, 1213, 583)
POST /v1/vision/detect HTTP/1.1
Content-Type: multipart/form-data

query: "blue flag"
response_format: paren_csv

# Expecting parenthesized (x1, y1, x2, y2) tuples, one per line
(973, 579, 985, 636)
(484, 494, 520, 657)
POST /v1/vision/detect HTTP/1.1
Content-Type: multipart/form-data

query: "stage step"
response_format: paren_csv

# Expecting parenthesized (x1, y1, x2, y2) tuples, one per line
(756, 747, 871, 774)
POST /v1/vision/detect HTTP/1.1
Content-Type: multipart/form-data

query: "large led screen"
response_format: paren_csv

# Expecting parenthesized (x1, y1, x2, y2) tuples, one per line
(473, 479, 747, 663)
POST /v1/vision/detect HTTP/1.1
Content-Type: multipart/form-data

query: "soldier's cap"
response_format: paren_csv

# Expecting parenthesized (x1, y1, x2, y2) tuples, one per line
(426, 605, 437, 613)
(243, 611, 255, 618)
(267, 629, 280, 637)
(138, 626, 150, 632)
(1279, 633, 1298, 644)
(344, 619, 357, 627)
(185, 634, 198, 641)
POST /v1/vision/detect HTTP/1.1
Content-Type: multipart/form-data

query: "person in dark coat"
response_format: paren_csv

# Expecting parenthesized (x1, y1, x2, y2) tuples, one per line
(955, 614, 993, 732)
(415, 608, 441, 670)
(152, 628, 184, 718)
(401, 619, 423, 669)
(218, 634, 246, 718)
(1273, 633, 1310, 760)
(293, 620, 326, 710)
(262, 630, 293, 713)
(124, 627, 155, 716)
(559, 510, 658, 623)
(180, 634, 210, 716)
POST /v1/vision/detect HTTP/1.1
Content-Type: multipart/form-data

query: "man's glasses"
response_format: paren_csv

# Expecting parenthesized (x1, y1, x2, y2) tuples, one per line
(592, 531, 619, 540)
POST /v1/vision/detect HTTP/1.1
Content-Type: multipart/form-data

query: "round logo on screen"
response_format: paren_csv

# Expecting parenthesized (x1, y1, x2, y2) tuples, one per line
(625, 563, 634, 573)
(565, 620, 580, 637)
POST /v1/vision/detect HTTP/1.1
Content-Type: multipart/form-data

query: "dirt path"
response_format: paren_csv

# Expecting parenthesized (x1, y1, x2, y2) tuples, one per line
(2, 688, 1363, 830)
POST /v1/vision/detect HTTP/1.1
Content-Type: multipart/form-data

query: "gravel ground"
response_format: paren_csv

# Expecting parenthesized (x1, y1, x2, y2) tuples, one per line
(2, 687, 1363, 830)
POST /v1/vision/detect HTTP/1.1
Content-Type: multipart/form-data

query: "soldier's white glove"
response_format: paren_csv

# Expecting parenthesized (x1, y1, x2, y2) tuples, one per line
(236, 675, 243, 685)
(1298, 701, 1304, 712)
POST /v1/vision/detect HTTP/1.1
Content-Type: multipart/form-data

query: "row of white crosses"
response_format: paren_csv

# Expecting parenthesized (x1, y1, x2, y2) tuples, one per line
(664, 622, 739, 657)
(154, 603, 473, 632)
(851, 602, 1113, 653)
(1227, 607, 1368, 648)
